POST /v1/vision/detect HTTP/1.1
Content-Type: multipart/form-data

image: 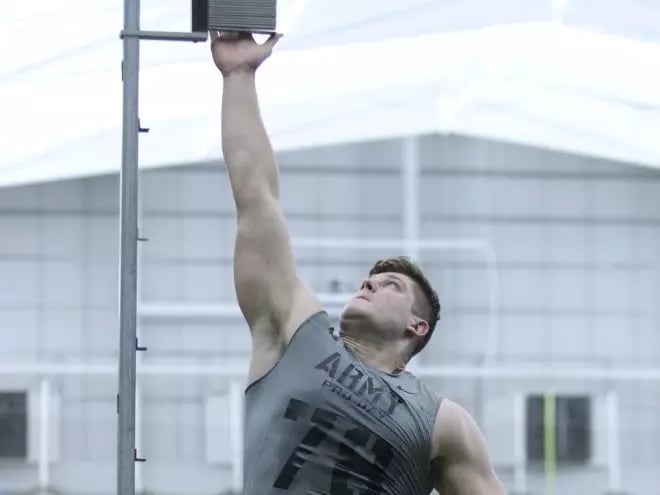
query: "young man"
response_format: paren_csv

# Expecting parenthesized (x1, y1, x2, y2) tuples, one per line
(211, 31, 507, 495)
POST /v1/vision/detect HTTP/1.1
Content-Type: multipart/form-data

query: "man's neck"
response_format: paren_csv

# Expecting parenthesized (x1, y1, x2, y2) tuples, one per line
(340, 333, 406, 375)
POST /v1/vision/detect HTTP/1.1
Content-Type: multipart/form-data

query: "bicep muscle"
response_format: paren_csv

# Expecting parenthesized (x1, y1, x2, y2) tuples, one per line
(233, 194, 321, 342)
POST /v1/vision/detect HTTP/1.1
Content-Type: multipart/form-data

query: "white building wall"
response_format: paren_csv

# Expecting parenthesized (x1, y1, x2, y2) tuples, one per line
(0, 135, 658, 494)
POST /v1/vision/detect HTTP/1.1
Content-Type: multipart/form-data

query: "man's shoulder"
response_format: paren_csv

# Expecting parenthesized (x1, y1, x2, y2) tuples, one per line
(430, 399, 476, 459)
(429, 400, 507, 493)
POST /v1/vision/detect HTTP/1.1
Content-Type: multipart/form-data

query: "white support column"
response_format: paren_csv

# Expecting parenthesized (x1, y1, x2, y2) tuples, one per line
(38, 379, 50, 491)
(402, 136, 421, 372)
(513, 392, 527, 495)
(484, 247, 501, 364)
(229, 380, 244, 493)
(402, 136, 421, 258)
(606, 390, 622, 494)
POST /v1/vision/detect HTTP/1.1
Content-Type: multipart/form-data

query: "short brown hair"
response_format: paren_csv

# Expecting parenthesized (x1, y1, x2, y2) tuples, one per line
(368, 256, 441, 357)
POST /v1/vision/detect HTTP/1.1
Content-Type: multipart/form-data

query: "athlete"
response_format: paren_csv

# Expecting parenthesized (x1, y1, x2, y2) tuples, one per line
(211, 31, 507, 495)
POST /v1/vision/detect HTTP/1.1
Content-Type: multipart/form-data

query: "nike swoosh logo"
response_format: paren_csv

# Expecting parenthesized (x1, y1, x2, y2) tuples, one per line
(397, 385, 418, 394)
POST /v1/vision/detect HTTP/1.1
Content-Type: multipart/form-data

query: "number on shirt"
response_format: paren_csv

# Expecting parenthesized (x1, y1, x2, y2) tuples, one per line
(273, 398, 395, 494)
(273, 399, 340, 489)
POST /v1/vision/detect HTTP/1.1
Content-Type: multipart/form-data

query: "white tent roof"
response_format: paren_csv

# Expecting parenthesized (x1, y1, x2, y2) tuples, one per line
(1, 0, 659, 188)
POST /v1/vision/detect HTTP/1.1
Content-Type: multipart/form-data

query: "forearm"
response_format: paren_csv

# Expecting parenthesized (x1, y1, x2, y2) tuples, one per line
(221, 71, 279, 208)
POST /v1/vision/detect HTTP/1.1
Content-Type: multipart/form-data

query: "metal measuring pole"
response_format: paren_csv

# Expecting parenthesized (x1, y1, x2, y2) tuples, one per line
(117, 0, 275, 492)
(117, 0, 141, 493)
(117, 1, 207, 494)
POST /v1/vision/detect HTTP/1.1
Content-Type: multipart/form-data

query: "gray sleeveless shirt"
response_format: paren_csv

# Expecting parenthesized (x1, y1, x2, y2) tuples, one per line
(243, 311, 442, 494)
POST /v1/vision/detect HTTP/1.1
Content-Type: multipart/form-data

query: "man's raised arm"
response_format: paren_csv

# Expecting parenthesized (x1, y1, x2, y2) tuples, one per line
(211, 33, 322, 381)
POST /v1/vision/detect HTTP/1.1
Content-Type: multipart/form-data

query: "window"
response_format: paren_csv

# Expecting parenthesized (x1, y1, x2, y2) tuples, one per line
(526, 395, 591, 464)
(0, 392, 28, 459)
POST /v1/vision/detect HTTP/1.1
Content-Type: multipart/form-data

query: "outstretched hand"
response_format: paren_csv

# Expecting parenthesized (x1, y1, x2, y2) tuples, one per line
(211, 31, 282, 76)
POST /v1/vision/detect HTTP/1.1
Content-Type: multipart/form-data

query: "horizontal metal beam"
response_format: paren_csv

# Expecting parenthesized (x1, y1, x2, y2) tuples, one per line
(120, 30, 208, 42)
(291, 237, 491, 251)
(139, 293, 350, 320)
(2, 362, 660, 381)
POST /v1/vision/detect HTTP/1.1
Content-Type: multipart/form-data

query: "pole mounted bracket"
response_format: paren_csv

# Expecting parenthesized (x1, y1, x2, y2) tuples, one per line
(134, 449, 146, 463)
(119, 0, 277, 43)
(136, 338, 148, 352)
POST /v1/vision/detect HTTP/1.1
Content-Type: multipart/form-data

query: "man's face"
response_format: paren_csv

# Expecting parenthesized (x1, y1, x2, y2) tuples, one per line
(340, 272, 417, 340)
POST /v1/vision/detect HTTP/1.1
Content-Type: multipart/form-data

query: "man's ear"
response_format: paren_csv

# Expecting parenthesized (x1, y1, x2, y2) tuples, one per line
(407, 318, 429, 339)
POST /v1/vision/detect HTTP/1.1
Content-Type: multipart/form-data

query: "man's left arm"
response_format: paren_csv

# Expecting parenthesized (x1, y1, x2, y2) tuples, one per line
(431, 399, 507, 495)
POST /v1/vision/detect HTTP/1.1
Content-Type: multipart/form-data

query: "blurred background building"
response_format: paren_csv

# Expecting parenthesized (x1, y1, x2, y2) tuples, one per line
(1, 1, 659, 494)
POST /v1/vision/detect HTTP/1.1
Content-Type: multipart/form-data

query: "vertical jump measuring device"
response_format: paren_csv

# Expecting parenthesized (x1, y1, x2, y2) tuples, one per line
(117, 1, 276, 494)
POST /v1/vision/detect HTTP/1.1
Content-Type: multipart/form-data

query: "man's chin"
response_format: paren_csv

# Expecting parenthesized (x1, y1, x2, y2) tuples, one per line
(339, 303, 371, 325)
(342, 299, 366, 314)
